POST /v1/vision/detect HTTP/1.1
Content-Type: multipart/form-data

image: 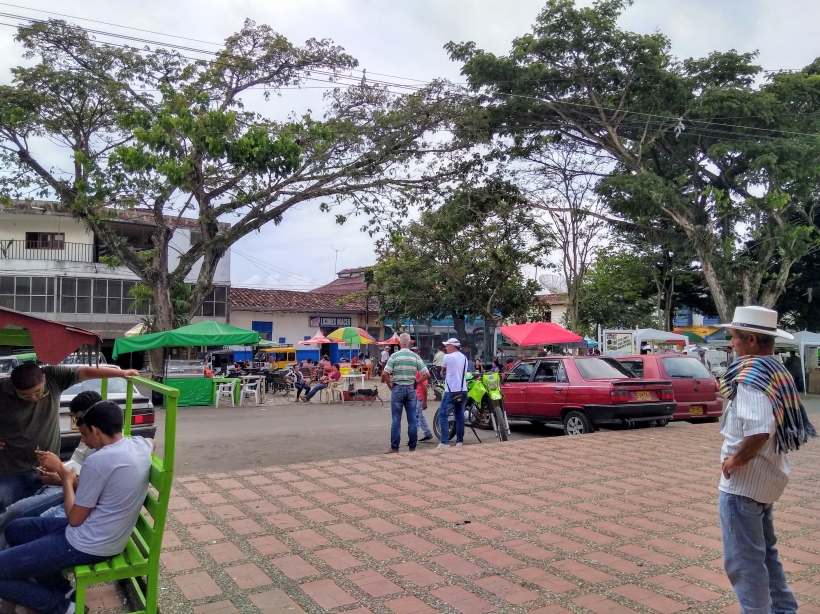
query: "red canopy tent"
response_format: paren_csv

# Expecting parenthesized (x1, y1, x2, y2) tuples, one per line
(499, 322, 582, 346)
(377, 335, 404, 346)
(0, 306, 102, 364)
(298, 329, 337, 345)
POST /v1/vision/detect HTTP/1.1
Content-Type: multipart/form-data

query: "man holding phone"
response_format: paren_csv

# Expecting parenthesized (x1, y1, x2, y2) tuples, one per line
(0, 362, 139, 513)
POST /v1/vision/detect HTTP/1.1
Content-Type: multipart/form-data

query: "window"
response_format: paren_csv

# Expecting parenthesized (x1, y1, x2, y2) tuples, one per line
(25, 232, 65, 250)
(574, 357, 633, 380)
(661, 357, 711, 379)
(200, 286, 227, 318)
(619, 360, 644, 378)
(251, 321, 273, 341)
(60, 277, 142, 315)
(534, 360, 566, 383)
(504, 362, 534, 383)
(278, 337, 286, 344)
(0, 276, 55, 313)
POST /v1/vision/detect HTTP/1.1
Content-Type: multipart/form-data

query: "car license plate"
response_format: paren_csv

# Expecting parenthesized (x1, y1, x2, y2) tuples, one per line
(70, 415, 79, 430)
(689, 406, 704, 416)
(635, 391, 651, 401)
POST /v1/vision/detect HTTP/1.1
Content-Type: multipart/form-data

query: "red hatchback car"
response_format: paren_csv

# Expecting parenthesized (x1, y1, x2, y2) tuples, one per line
(616, 354, 723, 421)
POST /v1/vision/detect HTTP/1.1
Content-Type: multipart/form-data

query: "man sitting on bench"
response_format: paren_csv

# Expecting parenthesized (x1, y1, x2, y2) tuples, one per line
(0, 401, 154, 614)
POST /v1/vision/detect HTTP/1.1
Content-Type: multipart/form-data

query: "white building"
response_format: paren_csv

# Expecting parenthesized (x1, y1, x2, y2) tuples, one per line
(0, 201, 230, 351)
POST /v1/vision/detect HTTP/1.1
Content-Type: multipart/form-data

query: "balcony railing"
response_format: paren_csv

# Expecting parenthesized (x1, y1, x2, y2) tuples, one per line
(0, 240, 95, 263)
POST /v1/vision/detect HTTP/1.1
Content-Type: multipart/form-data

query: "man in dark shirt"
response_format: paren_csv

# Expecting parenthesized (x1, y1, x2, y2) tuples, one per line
(0, 362, 139, 512)
(783, 351, 804, 392)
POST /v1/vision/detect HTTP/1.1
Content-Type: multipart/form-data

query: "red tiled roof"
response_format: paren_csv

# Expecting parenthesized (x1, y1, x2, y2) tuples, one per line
(230, 287, 374, 312)
(538, 293, 569, 305)
(337, 267, 367, 276)
(310, 276, 367, 295)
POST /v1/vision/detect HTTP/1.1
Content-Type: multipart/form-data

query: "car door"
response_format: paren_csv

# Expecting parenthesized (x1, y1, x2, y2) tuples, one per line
(501, 362, 534, 418)
(525, 359, 569, 418)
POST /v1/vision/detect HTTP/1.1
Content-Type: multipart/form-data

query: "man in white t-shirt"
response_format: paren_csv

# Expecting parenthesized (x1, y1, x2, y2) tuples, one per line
(0, 400, 154, 614)
(438, 338, 469, 449)
(379, 348, 390, 375)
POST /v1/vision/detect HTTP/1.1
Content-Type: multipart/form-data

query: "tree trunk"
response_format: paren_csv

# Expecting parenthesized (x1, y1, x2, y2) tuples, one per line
(452, 317, 466, 343)
(697, 256, 733, 323)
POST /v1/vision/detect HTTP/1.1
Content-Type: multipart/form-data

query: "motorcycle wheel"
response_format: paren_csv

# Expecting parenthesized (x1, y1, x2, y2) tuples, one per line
(433, 384, 444, 401)
(493, 403, 509, 442)
(432, 408, 456, 441)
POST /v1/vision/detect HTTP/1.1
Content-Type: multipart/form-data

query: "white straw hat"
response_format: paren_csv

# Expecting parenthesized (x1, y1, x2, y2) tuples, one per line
(723, 306, 794, 340)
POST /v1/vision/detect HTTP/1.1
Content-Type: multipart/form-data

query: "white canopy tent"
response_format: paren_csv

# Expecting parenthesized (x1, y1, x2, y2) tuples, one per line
(636, 328, 689, 344)
(775, 331, 820, 393)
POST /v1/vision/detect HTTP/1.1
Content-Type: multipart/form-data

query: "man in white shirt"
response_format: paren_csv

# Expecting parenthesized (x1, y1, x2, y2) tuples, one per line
(438, 338, 469, 449)
(379, 348, 390, 375)
(0, 400, 154, 614)
(719, 306, 816, 614)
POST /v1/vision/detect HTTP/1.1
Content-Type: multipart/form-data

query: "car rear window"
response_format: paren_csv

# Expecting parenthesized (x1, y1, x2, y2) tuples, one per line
(574, 358, 634, 380)
(618, 359, 644, 378)
(63, 377, 128, 396)
(661, 357, 712, 379)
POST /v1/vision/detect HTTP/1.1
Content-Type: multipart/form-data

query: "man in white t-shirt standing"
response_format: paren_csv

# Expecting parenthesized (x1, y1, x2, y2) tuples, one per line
(379, 347, 390, 376)
(719, 306, 816, 614)
(0, 400, 154, 614)
(438, 338, 469, 449)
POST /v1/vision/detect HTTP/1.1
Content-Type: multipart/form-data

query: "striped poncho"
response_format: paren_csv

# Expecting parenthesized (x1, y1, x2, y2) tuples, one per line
(719, 355, 817, 454)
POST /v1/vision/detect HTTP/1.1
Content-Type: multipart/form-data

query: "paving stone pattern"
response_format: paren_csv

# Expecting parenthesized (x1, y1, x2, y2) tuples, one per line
(100, 424, 820, 612)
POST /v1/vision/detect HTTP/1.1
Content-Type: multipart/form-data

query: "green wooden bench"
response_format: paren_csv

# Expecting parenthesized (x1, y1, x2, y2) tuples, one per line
(72, 376, 178, 614)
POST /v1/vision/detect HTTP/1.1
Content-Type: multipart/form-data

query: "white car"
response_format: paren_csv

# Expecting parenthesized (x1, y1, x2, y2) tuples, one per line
(59, 365, 155, 460)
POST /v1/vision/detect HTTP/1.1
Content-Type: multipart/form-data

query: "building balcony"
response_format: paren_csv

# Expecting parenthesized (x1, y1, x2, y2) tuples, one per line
(0, 240, 95, 263)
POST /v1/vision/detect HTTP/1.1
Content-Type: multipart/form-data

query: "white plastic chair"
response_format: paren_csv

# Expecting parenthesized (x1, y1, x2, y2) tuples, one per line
(215, 380, 236, 408)
(240, 378, 261, 406)
(322, 381, 344, 404)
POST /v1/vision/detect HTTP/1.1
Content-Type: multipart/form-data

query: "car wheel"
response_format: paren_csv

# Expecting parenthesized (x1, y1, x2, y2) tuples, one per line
(563, 410, 592, 435)
(657, 419, 668, 427)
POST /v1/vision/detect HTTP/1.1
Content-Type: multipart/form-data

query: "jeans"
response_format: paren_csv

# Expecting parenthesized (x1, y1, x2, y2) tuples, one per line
(438, 391, 465, 445)
(415, 399, 432, 438)
(294, 382, 311, 398)
(305, 383, 325, 400)
(0, 485, 65, 549)
(719, 491, 798, 614)
(390, 385, 417, 451)
(0, 517, 108, 614)
(0, 472, 42, 513)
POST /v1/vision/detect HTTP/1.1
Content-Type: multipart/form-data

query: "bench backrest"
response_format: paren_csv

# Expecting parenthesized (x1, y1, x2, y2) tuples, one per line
(122, 377, 178, 570)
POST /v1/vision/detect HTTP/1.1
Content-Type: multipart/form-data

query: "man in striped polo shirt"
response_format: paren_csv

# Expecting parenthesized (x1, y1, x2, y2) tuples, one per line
(719, 306, 816, 614)
(382, 333, 428, 453)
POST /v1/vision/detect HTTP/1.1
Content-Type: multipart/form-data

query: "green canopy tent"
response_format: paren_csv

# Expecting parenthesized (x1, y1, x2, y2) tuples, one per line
(112, 321, 259, 359)
(113, 321, 259, 406)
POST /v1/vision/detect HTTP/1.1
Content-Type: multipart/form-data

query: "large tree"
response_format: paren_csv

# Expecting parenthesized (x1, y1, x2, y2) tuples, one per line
(0, 19, 476, 332)
(372, 179, 548, 347)
(447, 0, 820, 321)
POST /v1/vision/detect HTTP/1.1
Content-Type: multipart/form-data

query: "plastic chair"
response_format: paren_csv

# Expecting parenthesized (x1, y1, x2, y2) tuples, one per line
(323, 381, 344, 404)
(215, 380, 236, 407)
(240, 379, 261, 406)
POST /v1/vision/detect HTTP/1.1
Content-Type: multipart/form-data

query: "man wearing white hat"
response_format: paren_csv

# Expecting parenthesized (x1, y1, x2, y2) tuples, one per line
(719, 306, 816, 614)
(438, 338, 470, 449)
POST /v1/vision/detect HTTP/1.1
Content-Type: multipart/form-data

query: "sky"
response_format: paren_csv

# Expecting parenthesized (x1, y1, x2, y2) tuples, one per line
(0, 0, 818, 290)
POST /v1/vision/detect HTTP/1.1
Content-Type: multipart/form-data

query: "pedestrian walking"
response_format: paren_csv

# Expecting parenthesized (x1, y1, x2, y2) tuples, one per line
(382, 333, 428, 453)
(719, 306, 816, 614)
(438, 338, 469, 449)
(379, 346, 390, 377)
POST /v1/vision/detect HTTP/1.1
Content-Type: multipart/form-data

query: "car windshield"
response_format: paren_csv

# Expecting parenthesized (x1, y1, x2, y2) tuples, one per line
(63, 377, 128, 396)
(0, 359, 14, 373)
(574, 357, 634, 380)
(662, 357, 712, 379)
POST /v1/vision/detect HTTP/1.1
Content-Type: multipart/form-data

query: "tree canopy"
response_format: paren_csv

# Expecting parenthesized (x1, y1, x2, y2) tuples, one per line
(371, 179, 548, 343)
(448, 0, 820, 322)
(0, 19, 478, 331)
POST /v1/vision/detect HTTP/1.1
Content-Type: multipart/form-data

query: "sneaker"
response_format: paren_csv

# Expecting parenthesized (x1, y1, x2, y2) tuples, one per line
(455, 442, 463, 448)
(436, 443, 449, 449)
(384, 448, 398, 454)
(419, 435, 433, 442)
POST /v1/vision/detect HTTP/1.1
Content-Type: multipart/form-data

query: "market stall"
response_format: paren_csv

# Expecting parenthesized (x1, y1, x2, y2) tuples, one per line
(499, 322, 582, 348)
(775, 330, 820, 393)
(112, 321, 259, 406)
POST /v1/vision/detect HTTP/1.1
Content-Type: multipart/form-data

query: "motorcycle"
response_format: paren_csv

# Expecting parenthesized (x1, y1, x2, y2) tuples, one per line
(433, 371, 510, 442)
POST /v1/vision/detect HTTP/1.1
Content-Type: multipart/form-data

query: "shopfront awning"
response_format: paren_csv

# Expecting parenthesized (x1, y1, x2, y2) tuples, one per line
(0, 306, 102, 364)
(113, 321, 259, 359)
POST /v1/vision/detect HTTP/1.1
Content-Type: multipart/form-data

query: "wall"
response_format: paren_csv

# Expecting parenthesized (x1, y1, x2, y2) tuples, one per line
(168, 228, 231, 285)
(550, 304, 567, 326)
(0, 211, 93, 244)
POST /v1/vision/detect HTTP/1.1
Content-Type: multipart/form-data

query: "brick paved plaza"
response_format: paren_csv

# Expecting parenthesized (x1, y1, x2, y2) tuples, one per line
(93, 423, 820, 613)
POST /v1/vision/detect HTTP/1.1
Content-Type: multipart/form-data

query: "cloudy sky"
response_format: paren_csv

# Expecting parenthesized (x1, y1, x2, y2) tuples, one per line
(1, 0, 818, 290)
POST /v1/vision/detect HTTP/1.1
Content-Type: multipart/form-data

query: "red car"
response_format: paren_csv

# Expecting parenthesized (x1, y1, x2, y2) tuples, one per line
(615, 354, 723, 421)
(501, 357, 676, 435)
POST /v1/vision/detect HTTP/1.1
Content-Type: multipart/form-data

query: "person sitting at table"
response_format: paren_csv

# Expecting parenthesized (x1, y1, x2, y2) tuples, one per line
(351, 354, 359, 367)
(302, 364, 340, 403)
(286, 365, 311, 401)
